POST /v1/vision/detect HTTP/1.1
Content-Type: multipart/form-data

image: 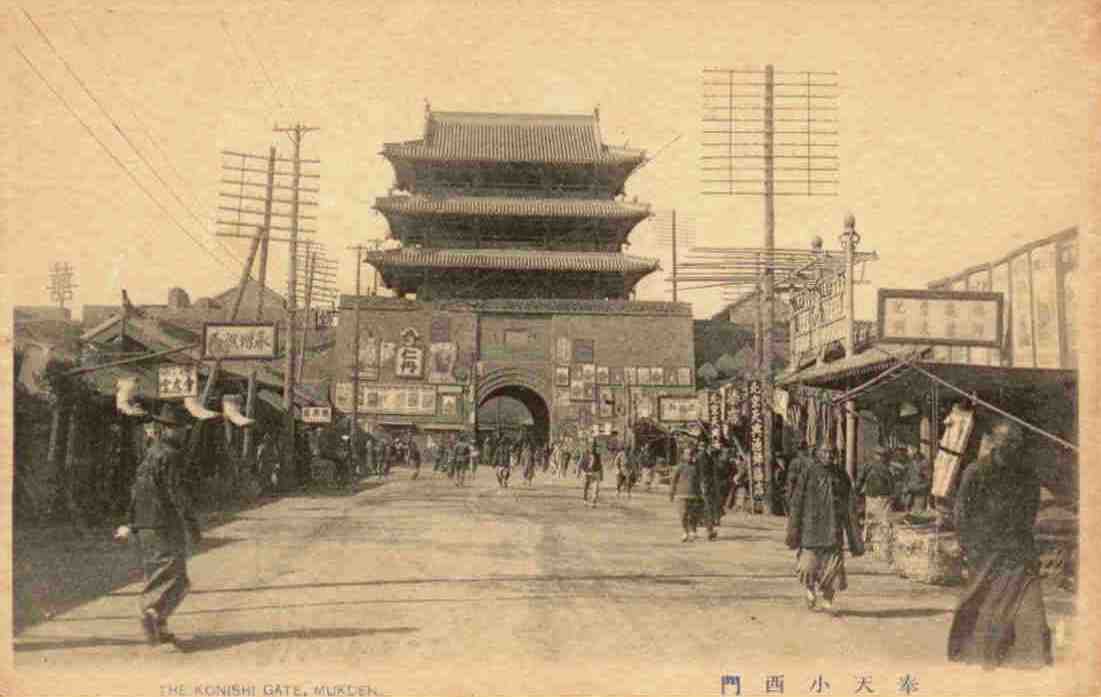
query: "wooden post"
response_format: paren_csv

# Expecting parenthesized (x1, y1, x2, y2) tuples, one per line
(842, 213, 859, 482)
(762, 64, 776, 513)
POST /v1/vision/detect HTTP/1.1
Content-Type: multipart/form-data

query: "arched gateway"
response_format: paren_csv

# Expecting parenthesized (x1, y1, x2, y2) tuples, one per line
(478, 368, 551, 444)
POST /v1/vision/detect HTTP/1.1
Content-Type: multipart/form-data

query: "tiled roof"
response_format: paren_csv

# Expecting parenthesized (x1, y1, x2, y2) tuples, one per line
(383, 110, 646, 164)
(375, 195, 650, 219)
(365, 248, 659, 275)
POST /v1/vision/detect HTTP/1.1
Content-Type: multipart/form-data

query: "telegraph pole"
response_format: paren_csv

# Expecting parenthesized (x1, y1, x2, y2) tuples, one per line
(347, 243, 375, 460)
(761, 65, 776, 506)
(273, 123, 319, 481)
(671, 210, 678, 302)
(701, 64, 839, 513)
(46, 262, 77, 310)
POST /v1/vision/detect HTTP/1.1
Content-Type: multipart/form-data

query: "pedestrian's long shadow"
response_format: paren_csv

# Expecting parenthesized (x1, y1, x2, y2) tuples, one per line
(175, 626, 417, 653)
(833, 608, 951, 619)
(14, 626, 417, 654)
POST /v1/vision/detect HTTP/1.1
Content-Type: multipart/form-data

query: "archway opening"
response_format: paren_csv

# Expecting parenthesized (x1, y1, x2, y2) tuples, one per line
(478, 385, 550, 447)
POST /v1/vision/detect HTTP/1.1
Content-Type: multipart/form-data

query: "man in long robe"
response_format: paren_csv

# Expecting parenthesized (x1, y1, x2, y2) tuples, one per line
(786, 444, 863, 613)
(947, 420, 1052, 669)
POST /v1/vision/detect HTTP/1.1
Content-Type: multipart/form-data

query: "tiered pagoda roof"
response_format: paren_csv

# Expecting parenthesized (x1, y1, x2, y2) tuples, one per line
(382, 111, 646, 165)
(375, 195, 650, 220)
(365, 248, 659, 274)
(371, 107, 656, 300)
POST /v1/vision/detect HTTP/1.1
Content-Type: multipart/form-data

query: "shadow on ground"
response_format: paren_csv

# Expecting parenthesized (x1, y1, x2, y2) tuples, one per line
(10, 477, 349, 635)
(175, 626, 417, 653)
(835, 607, 951, 619)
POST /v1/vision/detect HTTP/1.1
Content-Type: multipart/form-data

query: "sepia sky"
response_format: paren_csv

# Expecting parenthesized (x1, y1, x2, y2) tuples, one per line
(4, 0, 1096, 320)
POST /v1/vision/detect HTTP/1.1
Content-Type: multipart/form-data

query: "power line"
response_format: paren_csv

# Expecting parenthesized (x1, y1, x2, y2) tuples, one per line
(218, 15, 284, 119)
(13, 43, 234, 274)
(21, 9, 245, 267)
(67, 16, 211, 225)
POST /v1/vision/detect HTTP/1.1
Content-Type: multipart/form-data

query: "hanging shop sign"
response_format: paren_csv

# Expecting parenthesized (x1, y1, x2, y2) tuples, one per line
(157, 364, 198, 398)
(876, 289, 1003, 348)
(302, 406, 332, 424)
(659, 396, 701, 422)
(788, 271, 846, 367)
(748, 379, 767, 505)
(361, 384, 437, 416)
(394, 328, 425, 378)
(202, 322, 277, 360)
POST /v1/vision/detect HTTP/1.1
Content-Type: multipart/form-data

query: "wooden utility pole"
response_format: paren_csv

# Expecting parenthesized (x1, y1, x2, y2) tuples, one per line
(243, 146, 277, 460)
(761, 64, 776, 509)
(274, 123, 319, 481)
(671, 209, 678, 303)
(701, 64, 839, 514)
(296, 250, 316, 381)
(348, 243, 373, 461)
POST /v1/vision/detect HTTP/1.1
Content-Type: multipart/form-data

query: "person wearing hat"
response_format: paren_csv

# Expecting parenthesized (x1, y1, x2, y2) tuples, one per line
(786, 443, 864, 613)
(856, 445, 897, 548)
(669, 430, 711, 542)
(116, 402, 200, 646)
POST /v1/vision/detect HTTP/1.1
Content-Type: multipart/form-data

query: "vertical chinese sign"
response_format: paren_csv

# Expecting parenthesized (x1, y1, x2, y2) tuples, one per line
(748, 379, 767, 511)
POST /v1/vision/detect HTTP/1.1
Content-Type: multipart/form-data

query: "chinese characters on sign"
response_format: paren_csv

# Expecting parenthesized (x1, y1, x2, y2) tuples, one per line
(301, 406, 332, 424)
(789, 271, 847, 365)
(877, 289, 1003, 348)
(202, 322, 277, 359)
(157, 365, 198, 398)
(395, 345, 424, 378)
(658, 396, 700, 422)
(748, 380, 766, 506)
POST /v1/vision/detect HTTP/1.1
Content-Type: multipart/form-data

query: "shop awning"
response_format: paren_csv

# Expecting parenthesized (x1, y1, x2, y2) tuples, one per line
(777, 343, 932, 390)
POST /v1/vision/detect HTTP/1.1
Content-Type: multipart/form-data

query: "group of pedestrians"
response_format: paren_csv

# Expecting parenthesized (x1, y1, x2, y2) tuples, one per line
(118, 401, 1053, 671)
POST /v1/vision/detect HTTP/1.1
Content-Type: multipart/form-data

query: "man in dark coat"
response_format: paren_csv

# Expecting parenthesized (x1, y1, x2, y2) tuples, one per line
(694, 434, 721, 539)
(786, 444, 863, 613)
(120, 403, 200, 646)
(948, 420, 1052, 669)
(669, 432, 711, 542)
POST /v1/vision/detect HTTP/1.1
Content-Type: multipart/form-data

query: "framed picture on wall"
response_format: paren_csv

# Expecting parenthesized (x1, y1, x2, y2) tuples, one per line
(624, 367, 637, 385)
(570, 379, 591, 402)
(609, 367, 624, 386)
(651, 367, 664, 385)
(582, 363, 596, 382)
(555, 365, 570, 387)
(596, 365, 610, 385)
(678, 367, 692, 386)
(638, 367, 651, 385)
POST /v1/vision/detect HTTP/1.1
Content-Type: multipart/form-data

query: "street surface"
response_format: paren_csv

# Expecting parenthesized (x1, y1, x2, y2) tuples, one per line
(13, 469, 1082, 696)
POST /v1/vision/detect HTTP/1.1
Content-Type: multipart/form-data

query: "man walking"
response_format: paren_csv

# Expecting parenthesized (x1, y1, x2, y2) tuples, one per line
(116, 403, 200, 646)
(948, 420, 1052, 669)
(786, 444, 864, 613)
(669, 432, 710, 542)
(695, 432, 720, 538)
(582, 441, 603, 506)
(452, 432, 472, 487)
